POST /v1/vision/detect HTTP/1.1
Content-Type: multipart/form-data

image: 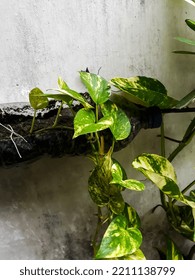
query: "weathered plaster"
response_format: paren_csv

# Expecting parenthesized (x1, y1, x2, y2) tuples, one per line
(0, 0, 194, 259)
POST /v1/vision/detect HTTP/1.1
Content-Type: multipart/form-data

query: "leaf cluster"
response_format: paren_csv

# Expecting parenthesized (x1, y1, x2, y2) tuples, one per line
(28, 70, 194, 260)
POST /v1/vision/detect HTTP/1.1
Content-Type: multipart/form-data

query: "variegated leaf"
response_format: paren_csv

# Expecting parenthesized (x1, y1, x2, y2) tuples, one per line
(111, 76, 177, 109)
(95, 215, 142, 259)
(109, 192, 125, 214)
(132, 154, 180, 199)
(88, 154, 112, 207)
(111, 160, 144, 191)
(123, 203, 141, 228)
(166, 239, 184, 260)
(43, 89, 92, 109)
(80, 71, 111, 104)
(101, 100, 131, 140)
(118, 249, 146, 260)
(73, 108, 113, 138)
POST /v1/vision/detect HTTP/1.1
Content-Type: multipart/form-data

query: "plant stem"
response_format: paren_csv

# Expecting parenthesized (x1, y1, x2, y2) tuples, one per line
(161, 108, 195, 113)
(157, 135, 181, 143)
(160, 116, 166, 157)
(168, 117, 195, 162)
(160, 116, 168, 209)
(168, 197, 178, 225)
(172, 179, 195, 205)
(30, 109, 37, 134)
(110, 138, 115, 154)
(182, 179, 195, 195)
(53, 102, 63, 128)
(92, 207, 102, 256)
(34, 125, 74, 133)
(100, 135, 105, 156)
(94, 104, 101, 154)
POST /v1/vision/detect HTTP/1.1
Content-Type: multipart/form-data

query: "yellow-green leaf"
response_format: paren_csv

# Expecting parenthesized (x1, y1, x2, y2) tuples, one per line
(101, 100, 131, 140)
(111, 76, 178, 109)
(95, 215, 142, 259)
(80, 72, 111, 105)
(29, 88, 48, 110)
(73, 108, 113, 138)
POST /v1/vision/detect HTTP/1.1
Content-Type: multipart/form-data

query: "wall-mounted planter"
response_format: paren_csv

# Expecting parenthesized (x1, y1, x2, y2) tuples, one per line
(0, 101, 162, 168)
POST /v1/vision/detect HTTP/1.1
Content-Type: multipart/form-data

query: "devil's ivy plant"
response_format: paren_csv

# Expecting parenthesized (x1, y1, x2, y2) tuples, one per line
(29, 71, 148, 260)
(28, 70, 194, 260)
(112, 75, 195, 259)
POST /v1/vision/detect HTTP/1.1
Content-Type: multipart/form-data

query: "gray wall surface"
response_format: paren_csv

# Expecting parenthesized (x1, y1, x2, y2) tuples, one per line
(0, 0, 194, 259)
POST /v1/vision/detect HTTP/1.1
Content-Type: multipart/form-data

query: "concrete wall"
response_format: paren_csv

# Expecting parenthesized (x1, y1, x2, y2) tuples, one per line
(0, 0, 194, 259)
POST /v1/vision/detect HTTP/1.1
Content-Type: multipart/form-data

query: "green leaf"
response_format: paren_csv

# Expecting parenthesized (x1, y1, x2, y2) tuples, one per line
(119, 179, 145, 191)
(167, 205, 195, 241)
(132, 154, 195, 208)
(88, 154, 112, 207)
(123, 203, 141, 228)
(175, 89, 195, 108)
(110, 160, 144, 191)
(185, 19, 195, 31)
(166, 238, 184, 260)
(109, 192, 125, 214)
(191, 190, 195, 198)
(111, 159, 128, 181)
(79, 71, 111, 104)
(111, 178, 145, 191)
(174, 37, 195, 46)
(57, 77, 73, 105)
(29, 88, 49, 110)
(44, 88, 92, 109)
(101, 100, 131, 140)
(111, 76, 177, 109)
(73, 108, 113, 138)
(119, 249, 146, 260)
(88, 169, 109, 206)
(183, 195, 195, 208)
(112, 249, 146, 260)
(95, 215, 142, 259)
(111, 160, 145, 191)
(132, 154, 181, 199)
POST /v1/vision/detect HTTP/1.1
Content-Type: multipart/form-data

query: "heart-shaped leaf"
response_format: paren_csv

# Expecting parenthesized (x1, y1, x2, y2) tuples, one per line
(101, 100, 131, 140)
(73, 108, 113, 138)
(29, 88, 49, 110)
(111, 76, 178, 109)
(95, 215, 142, 259)
(133, 154, 195, 208)
(132, 154, 181, 198)
(109, 192, 125, 214)
(88, 154, 112, 206)
(80, 72, 111, 105)
(111, 160, 144, 191)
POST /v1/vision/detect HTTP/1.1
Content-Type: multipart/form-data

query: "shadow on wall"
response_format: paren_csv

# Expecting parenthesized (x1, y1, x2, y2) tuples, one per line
(0, 156, 95, 259)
